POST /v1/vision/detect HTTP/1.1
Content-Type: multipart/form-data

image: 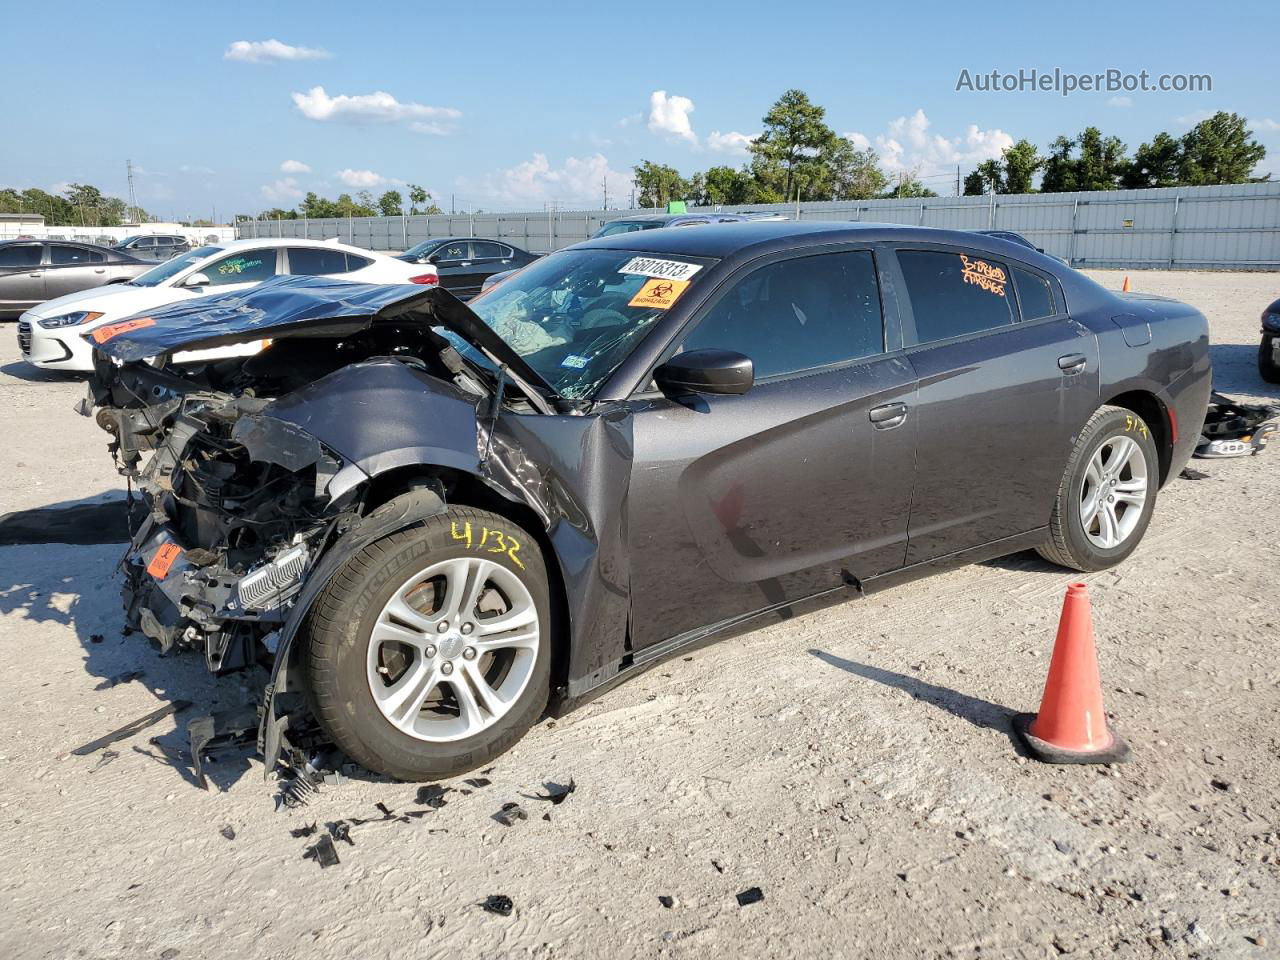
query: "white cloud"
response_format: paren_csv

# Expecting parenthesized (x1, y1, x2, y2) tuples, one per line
(707, 130, 755, 155)
(224, 39, 330, 63)
(179, 164, 216, 175)
(291, 86, 461, 134)
(280, 159, 311, 174)
(49, 181, 73, 195)
(462, 152, 636, 207)
(1250, 117, 1280, 132)
(337, 168, 401, 188)
(261, 177, 302, 202)
(1175, 109, 1215, 126)
(1107, 96, 1133, 108)
(845, 109, 1013, 174)
(648, 90, 697, 144)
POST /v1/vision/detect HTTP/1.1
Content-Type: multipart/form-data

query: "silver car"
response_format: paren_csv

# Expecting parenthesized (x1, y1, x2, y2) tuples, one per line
(0, 240, 151, 319)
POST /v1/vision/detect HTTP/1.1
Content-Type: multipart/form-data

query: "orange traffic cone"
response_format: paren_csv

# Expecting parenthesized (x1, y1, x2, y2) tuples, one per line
(1121, 275, 1131, 292)
(1013, 583, 1130, 764)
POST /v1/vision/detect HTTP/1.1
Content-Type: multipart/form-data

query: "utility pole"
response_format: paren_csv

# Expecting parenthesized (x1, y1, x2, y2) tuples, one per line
(601, 172, 609, 210)
(956, 165, 961, 197)
(126, 159, 138, 224)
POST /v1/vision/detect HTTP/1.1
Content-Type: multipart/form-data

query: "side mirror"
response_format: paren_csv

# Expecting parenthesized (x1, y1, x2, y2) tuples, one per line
(183, 272, 211, 288)
(418, 255, 433, 265)
(655, 349, 754, 397)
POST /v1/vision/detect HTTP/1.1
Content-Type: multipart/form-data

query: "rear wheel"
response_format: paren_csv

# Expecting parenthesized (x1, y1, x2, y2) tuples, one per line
(305, 506, 551, 781)
(1037, 405, 1159, 572)
(1260, 335, 1280, 384)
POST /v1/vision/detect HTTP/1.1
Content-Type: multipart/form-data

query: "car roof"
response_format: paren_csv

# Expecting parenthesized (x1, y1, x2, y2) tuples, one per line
(573, 220, 1061, 264)
(215, 237, 377, 254)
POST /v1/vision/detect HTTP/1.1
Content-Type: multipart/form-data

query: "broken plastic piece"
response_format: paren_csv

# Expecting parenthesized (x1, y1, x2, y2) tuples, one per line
(658, 895, 674, 908)
(493, 802, 528, 827)
(329, 821, 354, 846)
(481, 895, 513, 917)
(532, 779, 576, 805)
(69, 700, 192, 756)
(464, 777, 492, 788)
(736, 887, 764, 907)
(416, 784, 452, 808)
(1179, 467, 1210, 480)
(220, 825, 236, 841)
(290, 822, 318, 838)
(304, 834, 340, 868)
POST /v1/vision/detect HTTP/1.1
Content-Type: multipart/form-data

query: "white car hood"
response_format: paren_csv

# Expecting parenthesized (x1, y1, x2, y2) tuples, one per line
(29, 283, 190, 322)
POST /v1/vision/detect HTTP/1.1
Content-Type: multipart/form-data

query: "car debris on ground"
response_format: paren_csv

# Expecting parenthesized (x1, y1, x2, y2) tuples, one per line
(67, 700, 192, 756)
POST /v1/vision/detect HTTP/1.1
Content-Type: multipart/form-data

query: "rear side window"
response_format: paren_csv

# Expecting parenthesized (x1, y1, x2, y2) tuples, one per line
(288, 247, 351, 275)
(50, 245, 104, 265)
(680, 251, 884, 379)
(898, 250, 1015, 344)
(1013, 267, 1057, 321)
(470, 241, 507, 260)
(0, 245, 42, 267)
(204, 249, 279, 285)
(345, 253, 372, 271)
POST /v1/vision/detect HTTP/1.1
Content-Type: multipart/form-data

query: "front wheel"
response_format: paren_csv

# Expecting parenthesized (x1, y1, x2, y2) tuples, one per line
(1037, 405, 1159, 572)
(1260, 336, 1280, 384)
(304, 506, 551, 781)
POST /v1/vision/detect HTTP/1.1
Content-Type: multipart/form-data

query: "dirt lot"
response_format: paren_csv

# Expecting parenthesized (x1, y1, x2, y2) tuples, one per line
(1, 270, 1276, 960)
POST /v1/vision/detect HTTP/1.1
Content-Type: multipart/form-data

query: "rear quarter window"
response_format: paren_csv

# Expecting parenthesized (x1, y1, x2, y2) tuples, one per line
(1013, 267, 1057, 320)
(898, 250, 1016, 345)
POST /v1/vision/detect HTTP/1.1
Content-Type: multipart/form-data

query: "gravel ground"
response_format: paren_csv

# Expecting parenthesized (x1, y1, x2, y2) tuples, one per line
(0, 269, 1276, 960)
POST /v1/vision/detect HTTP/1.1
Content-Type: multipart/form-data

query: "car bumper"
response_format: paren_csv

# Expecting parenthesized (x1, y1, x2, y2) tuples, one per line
(18, 314, 83, 369)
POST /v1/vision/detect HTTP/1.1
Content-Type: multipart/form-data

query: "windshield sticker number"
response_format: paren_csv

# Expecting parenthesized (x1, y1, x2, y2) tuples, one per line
(92, 316, 156, 343)
(561, 354, 589, 369)
(147, 541, 182, 579)
(628, 277, 690, 310)
(619, 257, 702, 282)
(217, 257, 263, 276)
(959, 254, 1007, 296)
(451, 520, 525, 569)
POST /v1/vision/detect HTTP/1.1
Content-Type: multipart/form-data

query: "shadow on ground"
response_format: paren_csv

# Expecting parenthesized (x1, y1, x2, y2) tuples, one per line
(1209, 342, 1279, 401)
(0, 359, 83, 384)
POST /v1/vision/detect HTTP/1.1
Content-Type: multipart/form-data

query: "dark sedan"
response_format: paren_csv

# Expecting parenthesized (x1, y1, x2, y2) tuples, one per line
(112, 234, 192, 262)
(0, 240, 151, 319)
(396, 237, 538, 299)
(86, 221, 1210, 782)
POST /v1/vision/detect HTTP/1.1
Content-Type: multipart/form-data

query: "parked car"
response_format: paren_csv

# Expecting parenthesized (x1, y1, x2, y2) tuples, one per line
(84, 221, 1210, 781)
(19, 238, 435, 371)
(1259, 296, 1280, 383)
(973, 229, 1069, 265)
(396, 238, 538, 299)
(0, 240, 151, 319)
(112, 234, 192, 262)
(591, 212, 759, 238)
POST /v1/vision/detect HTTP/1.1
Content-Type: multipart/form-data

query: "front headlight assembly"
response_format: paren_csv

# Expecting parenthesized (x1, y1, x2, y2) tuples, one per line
(38, 310, 104, 329)
(1262, 312, 1280, 333)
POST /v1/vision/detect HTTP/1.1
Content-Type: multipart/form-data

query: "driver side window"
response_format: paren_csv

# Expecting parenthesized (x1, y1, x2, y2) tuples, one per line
(202, 249, 279, 286)
(677, 250, 885, 380)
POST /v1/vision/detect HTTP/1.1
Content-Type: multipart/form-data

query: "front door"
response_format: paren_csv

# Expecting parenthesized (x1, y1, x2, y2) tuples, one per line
(44, 244, 108, 299)
(890, 246, 1100, 564)
(0, 243, 45, 313)
(625, 248, 918, 651)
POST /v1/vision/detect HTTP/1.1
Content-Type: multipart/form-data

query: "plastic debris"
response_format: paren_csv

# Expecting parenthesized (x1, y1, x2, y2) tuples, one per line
(464, 777, 492, 788)
(68, 700, 192, 756)
(290, 822, 318, 838)
(329, 821, 355, 846)
(493, 802, 528, 827)
(219, 825, 236, 841)
(416, 784, 452, 808)
(1179, 467, 1211, 480)
(304, 835, 340, 868)
(736, 887, 764, 907)
(481, 895, 513, 916)
(658, 895, 674, 908)
(532, 779, 576, 805)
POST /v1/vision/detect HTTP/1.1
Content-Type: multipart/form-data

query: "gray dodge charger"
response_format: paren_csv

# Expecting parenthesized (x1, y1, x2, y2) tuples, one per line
(83, 221, 1211, 781)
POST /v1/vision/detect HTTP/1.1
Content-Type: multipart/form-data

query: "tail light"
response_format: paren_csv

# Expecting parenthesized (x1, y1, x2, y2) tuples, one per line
(409, 273, 438, 285)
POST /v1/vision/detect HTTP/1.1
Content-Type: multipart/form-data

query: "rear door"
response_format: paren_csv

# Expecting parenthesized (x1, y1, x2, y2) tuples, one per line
(464, 241, 515, 297)
(890, 246, 1099, 564)
(44, 244, 108, 298)
(431, 241, 484, 294)
(625, 246, 917, 650)
(0, 243, 46, 313)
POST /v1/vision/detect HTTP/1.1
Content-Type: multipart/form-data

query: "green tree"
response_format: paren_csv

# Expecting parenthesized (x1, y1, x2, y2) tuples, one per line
(883, 172, 938, 198)
(1121, 132, 1183, 188)
(1001, 140, 1043, 194)
(748, 89, 853, 201)
(1039, 129, 1128, 193)
(1177, 111, 1267, 185)
(831, 142, 888, 199)
(701, 165, 753, 205)
(1039, 135, 1078, 193)
(633, 160, 690, 207)
(964, 159, 1004, 195)
(378, 190, 404, 217)
(405, 183, 441, 215)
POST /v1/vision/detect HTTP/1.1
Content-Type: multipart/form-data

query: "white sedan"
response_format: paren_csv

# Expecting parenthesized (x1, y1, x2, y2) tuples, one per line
(18, 238, 437, 372)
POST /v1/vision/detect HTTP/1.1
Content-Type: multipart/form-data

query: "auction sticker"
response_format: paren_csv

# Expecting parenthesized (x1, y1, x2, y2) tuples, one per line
(147, 541, 182, 580)
(619, 257, 702, 282)
(92, 316, 156, 344)
(628, 278, 690, 309)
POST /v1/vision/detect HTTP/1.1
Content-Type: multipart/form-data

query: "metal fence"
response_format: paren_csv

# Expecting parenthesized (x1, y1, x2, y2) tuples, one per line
(237, 181, 1280, 270)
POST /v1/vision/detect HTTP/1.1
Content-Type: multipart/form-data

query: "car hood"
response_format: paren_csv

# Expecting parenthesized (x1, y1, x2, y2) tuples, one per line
(28, 283, 184, 319)
(86, 274, 556, 397)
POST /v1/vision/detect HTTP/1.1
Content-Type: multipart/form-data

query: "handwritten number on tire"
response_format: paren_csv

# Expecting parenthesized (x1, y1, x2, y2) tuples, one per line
(451, 520, 525, 569)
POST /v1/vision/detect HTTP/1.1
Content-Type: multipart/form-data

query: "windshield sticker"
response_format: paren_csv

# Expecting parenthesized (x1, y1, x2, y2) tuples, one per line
(959, 254, 1007, 296)
(91, 316, 156, 343)
(619, 257, 702, 282)
(560, 354, 589, 369)
(628, 277, 690, 310)
(146, 541, 182, 579)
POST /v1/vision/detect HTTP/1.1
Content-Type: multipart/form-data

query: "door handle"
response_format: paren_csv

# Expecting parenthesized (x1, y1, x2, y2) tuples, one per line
(93, 268, 106, 274)
(869, 401, 908, 429)
(1057, 353, 1087, 374)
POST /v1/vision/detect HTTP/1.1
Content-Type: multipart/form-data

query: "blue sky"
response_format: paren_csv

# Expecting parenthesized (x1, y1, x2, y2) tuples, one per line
(4, 0, 1278, 219)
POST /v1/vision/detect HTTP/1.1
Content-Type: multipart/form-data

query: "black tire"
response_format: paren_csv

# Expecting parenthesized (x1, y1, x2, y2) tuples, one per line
(1037, 405, 1160, 572)
(304, 505, 551, 781)
(1260, 336, 1280, 384)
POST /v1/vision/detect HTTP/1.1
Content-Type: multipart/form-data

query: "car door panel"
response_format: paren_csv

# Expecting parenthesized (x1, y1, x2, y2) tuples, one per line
(0, 244, 46, 310)
(895, 247, 1100, 564)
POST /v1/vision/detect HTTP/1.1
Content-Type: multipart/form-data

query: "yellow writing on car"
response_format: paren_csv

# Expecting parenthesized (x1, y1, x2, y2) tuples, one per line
(451, 520, 525, 569)
(959, 254, 1007, 296)
(1124, 414, 1149, 437)
(628, 277, 690, 310)
(217, 258, 263, 275)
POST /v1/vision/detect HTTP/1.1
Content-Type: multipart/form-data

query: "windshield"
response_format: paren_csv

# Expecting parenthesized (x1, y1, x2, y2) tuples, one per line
(130, 245, 224, 287)
(452, 248, 715, 400)
(115, 235, 141, 247)
(592, 220, 665, 238)
(399, 239, 442, 260)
